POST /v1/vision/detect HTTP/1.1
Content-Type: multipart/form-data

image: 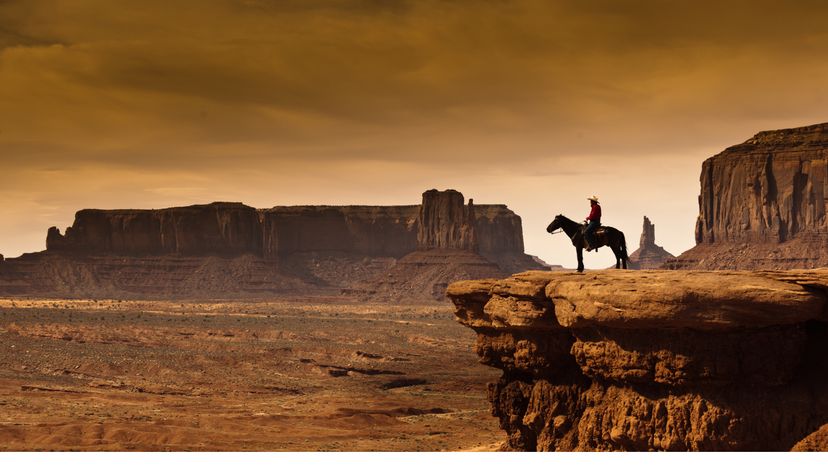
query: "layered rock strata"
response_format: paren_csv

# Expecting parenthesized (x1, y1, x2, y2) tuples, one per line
(670, 122, 828, 269)
(417, 189, 477, 250)
(626, 217, 675, 269)
(43, 192, 527, 262)
(1, 189, 541, 299)
(448, 270, 828, 451)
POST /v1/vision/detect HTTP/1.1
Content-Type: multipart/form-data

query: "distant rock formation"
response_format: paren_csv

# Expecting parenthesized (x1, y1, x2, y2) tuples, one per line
(42, 191, 527, 264)
(668, 122, 828, 269)
(447, 269, 828, 451)
(0, 189, 542, 300)
(626, 216, 675, 269)
(417, 189, 476, 250)
(46, 202, 264, 256)
(260, 205, 419, 259)
(350, 189, 541, 300)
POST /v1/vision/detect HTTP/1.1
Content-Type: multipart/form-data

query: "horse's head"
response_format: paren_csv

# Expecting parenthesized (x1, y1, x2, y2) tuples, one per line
(546, 214, 564, 234)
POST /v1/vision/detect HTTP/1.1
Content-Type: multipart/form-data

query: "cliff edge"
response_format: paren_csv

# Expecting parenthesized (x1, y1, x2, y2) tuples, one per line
(448, 270, 828, 451)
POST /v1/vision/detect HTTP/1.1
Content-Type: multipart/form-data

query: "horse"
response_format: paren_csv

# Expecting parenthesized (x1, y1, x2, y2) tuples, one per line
(546, 214, 628, 272)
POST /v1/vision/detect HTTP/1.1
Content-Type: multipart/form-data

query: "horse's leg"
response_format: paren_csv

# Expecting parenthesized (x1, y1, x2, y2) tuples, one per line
(576, 247, 584, 273)
(611, 244, 621, 269)
(617, 238, 628, 269)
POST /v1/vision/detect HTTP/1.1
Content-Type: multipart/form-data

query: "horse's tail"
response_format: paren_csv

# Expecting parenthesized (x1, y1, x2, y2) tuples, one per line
(620, 230, 629, 260)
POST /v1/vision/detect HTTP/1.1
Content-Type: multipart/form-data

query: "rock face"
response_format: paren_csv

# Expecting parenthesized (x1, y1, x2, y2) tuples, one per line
(793, 424, 828, 451)
(669, 122, 828, 269)
(447, 270, 828, 451)
(626, 217, 675, 269)
(260, 205, 419, 259)
(47, 203, 264, 256)
(43, 191, 527, 262)
(47, 202, 418, 259)
(1, 189, 541, 299)
(417, 189, 476, 251)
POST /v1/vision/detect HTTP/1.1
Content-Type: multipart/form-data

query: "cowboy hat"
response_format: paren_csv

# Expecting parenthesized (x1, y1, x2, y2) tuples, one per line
(587, 195, 599, 202)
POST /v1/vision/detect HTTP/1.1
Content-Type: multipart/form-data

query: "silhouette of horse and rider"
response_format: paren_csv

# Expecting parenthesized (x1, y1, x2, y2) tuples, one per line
(546, 195, 628, 273)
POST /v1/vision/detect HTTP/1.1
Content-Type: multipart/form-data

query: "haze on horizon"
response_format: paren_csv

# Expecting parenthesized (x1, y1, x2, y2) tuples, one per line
(2, 0, 828, 268)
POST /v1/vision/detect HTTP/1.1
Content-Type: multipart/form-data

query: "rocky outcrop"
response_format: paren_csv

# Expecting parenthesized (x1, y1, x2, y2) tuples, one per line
(260, 205, 419, 259)
(670, 122, 828, 269)
(47, 203, 263, 256)
(47, 202, 418, 258)
(793, 424, 828, 451)
(417, 189, 477, 251)
(447, 270, 828, 451)
(42, 191, 528, 262)
(346, 250, 504, 302)
(626, 217, 675, 269)
(474, 204, 528, 268)
(1, 189, 542, 299)
(346, 190, 541, 301)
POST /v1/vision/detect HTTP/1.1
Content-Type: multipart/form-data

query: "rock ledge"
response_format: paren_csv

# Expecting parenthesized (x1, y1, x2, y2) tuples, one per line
(448, 269, 828, 451)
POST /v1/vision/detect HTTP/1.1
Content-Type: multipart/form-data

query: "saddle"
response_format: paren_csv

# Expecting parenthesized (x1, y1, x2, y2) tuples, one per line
(579, 225, 607, 251)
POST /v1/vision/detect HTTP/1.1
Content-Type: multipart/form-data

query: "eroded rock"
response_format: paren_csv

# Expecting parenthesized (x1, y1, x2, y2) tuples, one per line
(2, 189, 542, 299)
(626, 217, 675, 269)
(448, 269, 828, 451)
(670, 122, 828, 270)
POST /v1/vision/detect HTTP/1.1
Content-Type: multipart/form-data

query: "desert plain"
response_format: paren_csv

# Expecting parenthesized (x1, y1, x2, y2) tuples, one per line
(0, 297, 501, 451)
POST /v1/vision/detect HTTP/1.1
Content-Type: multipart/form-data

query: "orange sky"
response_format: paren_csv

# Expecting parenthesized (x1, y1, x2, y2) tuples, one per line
(2, 0, 828, 268)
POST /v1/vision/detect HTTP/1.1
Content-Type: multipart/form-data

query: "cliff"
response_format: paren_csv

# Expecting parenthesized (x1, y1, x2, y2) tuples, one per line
(46, 202, 264, 256)
(1, 189, 541, 300)
(417, 189, 476, 250)
(347, 190, 541, 300)
(47, 202, 420, 259)
(670, 122, 828, 269)
(43, 192, 527, 262)
(626, 217, 675, 269)
(448, 270, 828, 451)
(260, 205, 419, 258)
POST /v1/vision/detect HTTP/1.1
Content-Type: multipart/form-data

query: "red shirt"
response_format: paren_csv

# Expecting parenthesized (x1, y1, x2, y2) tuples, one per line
(586, 204, 601, 222)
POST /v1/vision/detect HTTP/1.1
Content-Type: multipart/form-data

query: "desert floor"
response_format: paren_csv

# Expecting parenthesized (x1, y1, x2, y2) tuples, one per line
(0, 298, 502, 451)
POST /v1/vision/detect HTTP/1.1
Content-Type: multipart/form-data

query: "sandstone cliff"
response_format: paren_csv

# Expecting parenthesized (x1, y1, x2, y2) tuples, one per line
(417, 189, 476, 251)
(260, 205, 419, 259)
(626, 217, 675, 269)
(43, 192, 527, 262)
(670, 122, 828, 269)
(1, 189, 541, 300)
(448, 270, 828, 451)
(348, 189, 542, 301)
(47, 203, 263, 256)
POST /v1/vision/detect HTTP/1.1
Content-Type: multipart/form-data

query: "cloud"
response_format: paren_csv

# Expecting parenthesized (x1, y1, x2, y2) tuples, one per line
(1, 0, 828, 260)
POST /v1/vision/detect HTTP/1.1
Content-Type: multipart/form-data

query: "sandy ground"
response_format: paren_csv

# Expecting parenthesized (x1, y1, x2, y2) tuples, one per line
(0, 298, 502, 451)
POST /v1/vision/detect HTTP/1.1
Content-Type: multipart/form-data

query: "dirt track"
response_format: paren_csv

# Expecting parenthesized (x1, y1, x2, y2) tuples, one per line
(0, 299, 501, 451)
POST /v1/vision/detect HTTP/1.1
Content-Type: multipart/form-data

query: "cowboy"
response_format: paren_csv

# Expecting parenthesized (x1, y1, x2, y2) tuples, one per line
(584, 195, 601, 251)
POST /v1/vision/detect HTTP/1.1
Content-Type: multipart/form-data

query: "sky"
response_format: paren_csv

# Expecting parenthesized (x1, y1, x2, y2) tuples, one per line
(2, 0, 828, 268)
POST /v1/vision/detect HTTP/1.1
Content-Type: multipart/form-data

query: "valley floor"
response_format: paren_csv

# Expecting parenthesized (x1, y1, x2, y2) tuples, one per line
(0, 298, 501, 451)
